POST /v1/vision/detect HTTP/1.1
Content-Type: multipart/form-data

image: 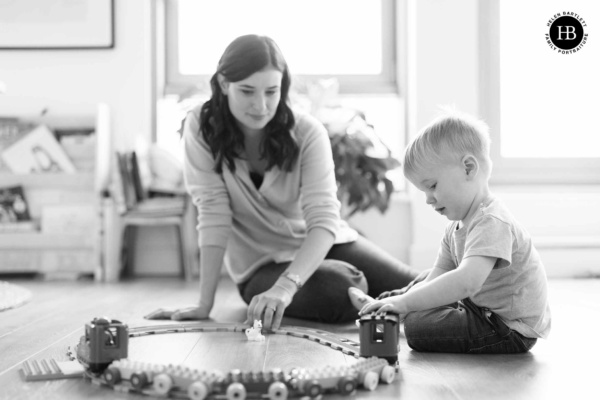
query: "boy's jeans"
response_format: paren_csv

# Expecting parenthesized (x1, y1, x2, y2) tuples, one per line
(237, 235, 419, 323)
(378, 273, 537, 354)
(403, 297, 537, 354)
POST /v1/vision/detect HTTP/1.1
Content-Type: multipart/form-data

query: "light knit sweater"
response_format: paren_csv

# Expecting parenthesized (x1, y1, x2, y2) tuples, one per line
(183, 106, 357, 284)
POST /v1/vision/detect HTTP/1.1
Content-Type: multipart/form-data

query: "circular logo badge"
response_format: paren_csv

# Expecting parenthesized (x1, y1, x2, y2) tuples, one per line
(546, 12, 588, 54)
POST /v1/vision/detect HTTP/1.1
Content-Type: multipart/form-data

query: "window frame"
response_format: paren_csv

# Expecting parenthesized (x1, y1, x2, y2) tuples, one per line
(163, 0, 398, 96)
(479, 0, 600, 185)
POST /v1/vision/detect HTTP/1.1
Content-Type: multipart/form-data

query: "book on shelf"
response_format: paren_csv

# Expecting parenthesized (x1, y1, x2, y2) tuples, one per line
(0, 118, 37, 172)
(0, 185, 35, 232)
(129, 151, 146, 202)
(116, 152, 138, 210)
(0, 124, 76, 174)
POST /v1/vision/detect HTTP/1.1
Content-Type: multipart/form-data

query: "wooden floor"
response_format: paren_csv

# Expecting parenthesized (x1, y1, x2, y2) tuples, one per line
(0, 275, 599, 400)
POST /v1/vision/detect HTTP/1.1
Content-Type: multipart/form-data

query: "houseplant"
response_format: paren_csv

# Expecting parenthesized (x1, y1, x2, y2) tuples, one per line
(301, 79, 401, 218)
(322, 108, 401, 218)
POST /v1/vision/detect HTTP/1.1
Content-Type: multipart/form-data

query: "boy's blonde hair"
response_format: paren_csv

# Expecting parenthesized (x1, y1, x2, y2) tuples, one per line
(403, 108, 493, 179)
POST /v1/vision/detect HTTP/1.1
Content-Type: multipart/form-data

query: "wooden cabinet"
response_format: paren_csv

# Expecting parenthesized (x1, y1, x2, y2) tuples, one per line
(0, 99, 112, 280)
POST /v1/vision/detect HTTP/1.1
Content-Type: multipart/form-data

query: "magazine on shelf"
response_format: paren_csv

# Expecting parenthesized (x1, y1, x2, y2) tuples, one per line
(0, 124, 76, 173)
(0, 185, 35, 232)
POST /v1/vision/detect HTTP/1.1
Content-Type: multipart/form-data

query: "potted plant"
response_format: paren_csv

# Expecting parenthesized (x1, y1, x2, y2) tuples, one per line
(323, 110, 401, 218)
(300, 79, 401, 219)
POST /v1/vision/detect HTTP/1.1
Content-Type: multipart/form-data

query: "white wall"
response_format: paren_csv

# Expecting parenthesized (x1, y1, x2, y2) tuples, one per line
(0, 1, 154, 151)
(404, 0, 600, 277)
(2, 0, 598, 278)
(405, 0, 479, 271)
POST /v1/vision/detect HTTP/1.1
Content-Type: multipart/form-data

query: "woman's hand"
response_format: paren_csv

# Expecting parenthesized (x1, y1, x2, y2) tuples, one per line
(144, 304, 212, 321)
(245, 284, 294, 331)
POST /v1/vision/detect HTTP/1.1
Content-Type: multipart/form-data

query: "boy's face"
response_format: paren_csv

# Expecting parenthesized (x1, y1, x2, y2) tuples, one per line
(407, 160, 477, 222)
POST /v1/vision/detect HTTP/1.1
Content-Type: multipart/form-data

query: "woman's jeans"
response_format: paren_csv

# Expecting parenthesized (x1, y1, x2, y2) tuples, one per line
(237, 235, 419, 323)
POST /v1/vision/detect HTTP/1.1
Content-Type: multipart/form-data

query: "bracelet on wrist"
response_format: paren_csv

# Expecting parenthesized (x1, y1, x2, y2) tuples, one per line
(281, 271, 303, 290)
(274, 281, 295, 297)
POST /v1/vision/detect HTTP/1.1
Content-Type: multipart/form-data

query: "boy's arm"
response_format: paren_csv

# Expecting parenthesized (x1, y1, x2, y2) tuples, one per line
(360, 255, 496, 315)
(424, 266, 449, 282)
(399, 266, 449, 294)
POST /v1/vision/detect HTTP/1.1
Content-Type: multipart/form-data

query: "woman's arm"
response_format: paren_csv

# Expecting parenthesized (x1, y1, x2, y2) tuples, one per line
(144, 246, 226, 321)
(246, 227, 335, 330)
(146, 108, 231, 321)
(196, 246, 226, 313)
(246, 116, 342, 330)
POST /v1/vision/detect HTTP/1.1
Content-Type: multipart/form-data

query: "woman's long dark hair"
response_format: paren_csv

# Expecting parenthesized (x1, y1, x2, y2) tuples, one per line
(199, 34, 298, 174)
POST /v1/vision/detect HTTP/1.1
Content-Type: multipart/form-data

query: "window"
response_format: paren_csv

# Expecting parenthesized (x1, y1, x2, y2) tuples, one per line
(372, 323, 385, 343)
(480, 0, 600, 184)
(165, 0, 397, 95)
(159, 0, 406, 193)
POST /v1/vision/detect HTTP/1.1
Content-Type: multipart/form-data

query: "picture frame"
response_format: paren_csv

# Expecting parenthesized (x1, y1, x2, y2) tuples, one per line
(0, 0, 114, 50)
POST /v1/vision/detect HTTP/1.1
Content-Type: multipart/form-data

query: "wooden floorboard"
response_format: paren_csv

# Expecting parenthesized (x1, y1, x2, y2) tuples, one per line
(0, 275, 598, 400)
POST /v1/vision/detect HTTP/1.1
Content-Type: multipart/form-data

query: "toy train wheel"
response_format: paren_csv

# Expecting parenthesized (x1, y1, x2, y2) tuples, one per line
(305, 380, 322, 398)
(188, 381, 209, 400)
(130, 372, 149, 390)
(226, 382, 246, 400)
(268, 381, 288, 400)
(153, 373, 173, 395)
(380, 365, 396, 384)
(362, 371, 379, 391)
(337, 376, 357, 395)
(103, 367, 121, 385)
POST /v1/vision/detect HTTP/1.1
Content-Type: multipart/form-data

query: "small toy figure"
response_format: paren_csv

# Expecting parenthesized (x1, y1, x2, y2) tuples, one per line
(245, 320, 265, 342)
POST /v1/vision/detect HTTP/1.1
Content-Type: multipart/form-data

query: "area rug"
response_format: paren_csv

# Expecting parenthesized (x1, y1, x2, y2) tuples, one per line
(0, 281, 32, 311)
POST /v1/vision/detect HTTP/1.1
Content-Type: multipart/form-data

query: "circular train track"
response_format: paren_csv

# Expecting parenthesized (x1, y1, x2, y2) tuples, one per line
(75, 321, 398, 399)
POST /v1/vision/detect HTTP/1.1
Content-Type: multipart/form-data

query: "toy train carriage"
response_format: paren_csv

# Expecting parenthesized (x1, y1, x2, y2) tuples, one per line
(288, 365, 358, 398)
(103, 363, 293, 400)
(288, 357, 396, 398)
(351, 357, 396, 390)
(76, 317, 129, 373)
(219, 368, 291, 400)
(358, 312, 400, 364)
(103, 360, 225, 399)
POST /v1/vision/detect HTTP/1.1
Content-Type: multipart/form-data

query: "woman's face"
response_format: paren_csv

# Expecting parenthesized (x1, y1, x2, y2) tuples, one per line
(221, 68, 283, 136)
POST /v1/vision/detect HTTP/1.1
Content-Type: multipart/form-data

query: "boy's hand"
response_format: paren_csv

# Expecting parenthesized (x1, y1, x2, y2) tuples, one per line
(359, 296, 407, 316)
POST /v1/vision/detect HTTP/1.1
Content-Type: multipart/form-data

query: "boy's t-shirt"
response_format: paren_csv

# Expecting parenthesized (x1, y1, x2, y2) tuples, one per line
(434, 198, 551, 339)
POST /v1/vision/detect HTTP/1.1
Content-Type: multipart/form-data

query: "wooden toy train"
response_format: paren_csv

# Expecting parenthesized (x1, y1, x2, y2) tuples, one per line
(74, 312, 400, 400)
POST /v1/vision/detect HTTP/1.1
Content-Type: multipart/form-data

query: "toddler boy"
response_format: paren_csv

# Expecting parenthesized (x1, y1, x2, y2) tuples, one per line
(349, 110, 551, 353)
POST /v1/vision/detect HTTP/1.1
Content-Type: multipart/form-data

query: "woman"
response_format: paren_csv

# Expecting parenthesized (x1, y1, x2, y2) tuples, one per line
(146, 34, 418, 330)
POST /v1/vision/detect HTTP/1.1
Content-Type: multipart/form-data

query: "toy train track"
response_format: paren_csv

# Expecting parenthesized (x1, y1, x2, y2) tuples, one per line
(126, 323, 362, 357)
(61, 314, 400, 400)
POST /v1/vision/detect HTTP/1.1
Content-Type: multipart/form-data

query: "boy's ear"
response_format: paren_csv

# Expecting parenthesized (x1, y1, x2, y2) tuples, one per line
(462, 155, 479, 179)
(217, 74, 229, 94)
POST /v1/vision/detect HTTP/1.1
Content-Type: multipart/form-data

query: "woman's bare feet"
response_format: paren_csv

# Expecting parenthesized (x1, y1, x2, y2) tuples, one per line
(348, 287, 375, 311)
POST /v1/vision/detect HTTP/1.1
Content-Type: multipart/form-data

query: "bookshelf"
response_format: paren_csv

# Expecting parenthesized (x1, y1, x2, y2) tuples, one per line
(0, 98, 112, 280)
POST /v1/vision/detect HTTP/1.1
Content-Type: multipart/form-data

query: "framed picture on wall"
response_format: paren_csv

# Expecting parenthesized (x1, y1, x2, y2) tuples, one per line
(0, 0, 114, 50)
